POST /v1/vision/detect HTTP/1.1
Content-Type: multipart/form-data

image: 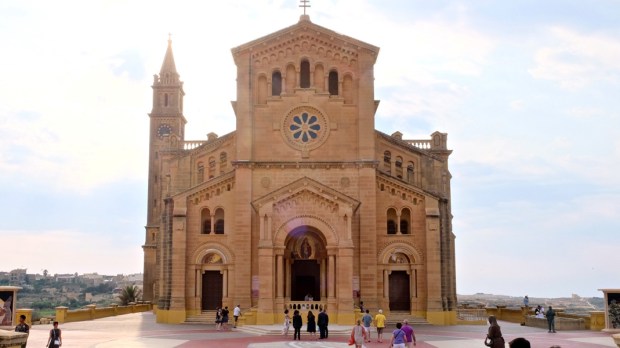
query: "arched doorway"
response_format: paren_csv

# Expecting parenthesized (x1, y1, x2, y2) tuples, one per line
(285, 226, 326, 301)
(200, 252, 224, 310)
(388, 252, 412, 311)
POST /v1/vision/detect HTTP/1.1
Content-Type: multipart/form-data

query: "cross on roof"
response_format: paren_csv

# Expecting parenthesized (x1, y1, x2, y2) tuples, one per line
(299, 0, 310, 15)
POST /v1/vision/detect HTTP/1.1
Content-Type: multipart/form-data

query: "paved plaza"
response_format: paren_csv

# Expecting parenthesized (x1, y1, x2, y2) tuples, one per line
(19, 312, 617, 347)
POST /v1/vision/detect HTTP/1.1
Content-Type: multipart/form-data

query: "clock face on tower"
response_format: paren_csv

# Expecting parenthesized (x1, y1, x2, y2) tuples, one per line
(157, 124, 172, 138)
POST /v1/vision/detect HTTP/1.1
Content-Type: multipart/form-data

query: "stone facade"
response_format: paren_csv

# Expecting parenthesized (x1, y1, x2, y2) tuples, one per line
(143, 15, 456, 325)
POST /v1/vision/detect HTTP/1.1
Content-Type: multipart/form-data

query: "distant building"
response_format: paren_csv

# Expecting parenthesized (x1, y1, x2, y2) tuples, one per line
(9, 268, 27, 284)
(143, 14, 456, 325)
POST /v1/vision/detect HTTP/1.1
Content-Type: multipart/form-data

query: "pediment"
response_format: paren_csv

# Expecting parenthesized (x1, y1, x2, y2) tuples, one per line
(252, 176, 360, 214)
(231, 15, 379, 66)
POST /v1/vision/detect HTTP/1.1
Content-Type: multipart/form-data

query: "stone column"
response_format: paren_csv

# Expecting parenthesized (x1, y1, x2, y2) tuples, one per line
(276, 254, 284, 298)
(328, 254, 336, 298)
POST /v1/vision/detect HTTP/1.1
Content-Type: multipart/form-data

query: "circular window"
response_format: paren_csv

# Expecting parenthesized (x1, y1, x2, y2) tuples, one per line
(281, 106, 329, 151)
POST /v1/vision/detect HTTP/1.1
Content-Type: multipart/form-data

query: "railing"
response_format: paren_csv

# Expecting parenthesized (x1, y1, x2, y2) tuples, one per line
(285, 301, 326, 312)
(456, 308, 487, 324)
(404, 139, 431, 149)
(183, 140, 206, 150)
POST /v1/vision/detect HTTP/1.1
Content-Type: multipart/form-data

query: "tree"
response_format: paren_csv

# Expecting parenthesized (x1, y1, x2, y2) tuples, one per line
(610, 299, 620, 329)
(118, 285, 142, 306)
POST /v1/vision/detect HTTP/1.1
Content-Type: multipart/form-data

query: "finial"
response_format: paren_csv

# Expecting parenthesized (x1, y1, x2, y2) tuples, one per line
(168, 32, 172, 46)
(299, 0, 310, 15)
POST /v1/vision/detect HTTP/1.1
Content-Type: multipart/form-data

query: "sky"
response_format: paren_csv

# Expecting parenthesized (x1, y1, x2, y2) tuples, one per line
(1, 0, 618, 298)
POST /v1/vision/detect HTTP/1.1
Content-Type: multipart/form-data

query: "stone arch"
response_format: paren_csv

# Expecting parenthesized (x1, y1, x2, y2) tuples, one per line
(274, 214, 338, 247)
(378, 241, 424, 265)
(192, 242, 234, 265)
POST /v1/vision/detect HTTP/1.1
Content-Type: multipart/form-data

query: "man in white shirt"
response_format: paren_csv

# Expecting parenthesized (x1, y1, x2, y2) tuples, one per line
(233, 304, 241, 328)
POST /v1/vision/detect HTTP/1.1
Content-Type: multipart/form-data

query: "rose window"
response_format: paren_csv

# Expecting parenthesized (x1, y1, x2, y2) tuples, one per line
(289, 112, 321, 143)
(281, 106, 330, 153)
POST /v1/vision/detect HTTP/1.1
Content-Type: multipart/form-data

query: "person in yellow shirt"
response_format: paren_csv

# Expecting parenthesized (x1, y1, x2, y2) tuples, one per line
(374, 309, 387, 343)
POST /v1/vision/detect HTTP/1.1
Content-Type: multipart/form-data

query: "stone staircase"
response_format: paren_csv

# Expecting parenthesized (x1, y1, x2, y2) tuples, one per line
(385, 311, 430, 326)
(184, 310, 217, 324)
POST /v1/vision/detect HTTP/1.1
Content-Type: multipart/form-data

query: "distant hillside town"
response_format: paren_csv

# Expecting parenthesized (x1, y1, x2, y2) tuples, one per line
(1, 268, 143, 320)
(458, 293, 605, 315)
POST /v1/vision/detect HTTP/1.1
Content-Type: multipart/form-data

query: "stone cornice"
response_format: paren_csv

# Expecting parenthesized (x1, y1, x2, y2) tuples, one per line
(171, 171, 236, 204)
(376, 171, 441, 201)
(252, 176, 360, 213)
(231, 17, 379, 60)
(232, 160, 378, 170)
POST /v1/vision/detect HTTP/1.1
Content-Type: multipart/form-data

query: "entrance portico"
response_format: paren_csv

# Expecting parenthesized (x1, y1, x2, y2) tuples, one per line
(253, 177, 359, 324)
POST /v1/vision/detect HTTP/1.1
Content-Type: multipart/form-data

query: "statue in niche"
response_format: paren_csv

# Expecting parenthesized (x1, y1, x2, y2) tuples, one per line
(300, 238, 312, 259)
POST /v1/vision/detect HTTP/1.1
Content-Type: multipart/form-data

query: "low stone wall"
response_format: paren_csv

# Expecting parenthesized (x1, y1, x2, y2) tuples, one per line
(0, 330, 28, 348)
(525, 315, 586, 330)
(55, 302, 152, 324)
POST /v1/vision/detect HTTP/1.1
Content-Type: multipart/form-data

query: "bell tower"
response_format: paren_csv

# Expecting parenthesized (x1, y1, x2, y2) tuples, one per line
(143, 37, 186, 302)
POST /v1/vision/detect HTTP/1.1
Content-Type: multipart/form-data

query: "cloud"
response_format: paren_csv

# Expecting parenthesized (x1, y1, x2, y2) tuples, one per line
(529, 27, 620, 89)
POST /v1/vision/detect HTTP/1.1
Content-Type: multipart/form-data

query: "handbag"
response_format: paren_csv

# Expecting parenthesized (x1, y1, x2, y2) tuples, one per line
(484, 336, 493, 347)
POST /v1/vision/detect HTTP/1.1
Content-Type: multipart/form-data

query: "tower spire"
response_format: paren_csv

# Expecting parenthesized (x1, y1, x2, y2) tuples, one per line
(160, 33, 178, 76)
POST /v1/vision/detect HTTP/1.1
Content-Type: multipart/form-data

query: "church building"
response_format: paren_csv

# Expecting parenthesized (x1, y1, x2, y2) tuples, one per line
(143, 13, 456, 325)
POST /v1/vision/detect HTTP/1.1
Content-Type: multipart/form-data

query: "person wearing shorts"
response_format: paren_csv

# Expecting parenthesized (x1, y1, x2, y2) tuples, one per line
(362, 309, 373, 342)
(374, 309, 386, 342)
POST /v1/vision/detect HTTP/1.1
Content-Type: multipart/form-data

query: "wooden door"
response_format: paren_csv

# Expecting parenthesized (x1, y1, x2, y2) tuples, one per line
(389, 271, 410, 311)
(202, 271, 223, 310)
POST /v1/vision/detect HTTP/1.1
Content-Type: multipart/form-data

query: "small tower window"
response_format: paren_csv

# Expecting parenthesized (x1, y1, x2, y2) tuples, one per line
(164, 93, 169, 107)
(300, 60, 310, 88)
(328, 71, 338, 95)
(272, 71, 282, 96)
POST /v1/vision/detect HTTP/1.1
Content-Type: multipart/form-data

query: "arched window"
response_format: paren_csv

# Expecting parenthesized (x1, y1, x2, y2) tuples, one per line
(197, 162, 204, 183)
(395, 156, 403, 179)
(164, 93, 169, 107)
(300, 60, 310, 88)
(208, 157, 216, 179)
(214, 208, 225, 234)
(407, 162, 415, 184)
(387, 208, 398, 234)
(272, 71, 282, 96)
(201, 208, 212, 234)
(219, 152, 227, 173)
(400, 208, 411, 234)
(383, 151, 391, 174)
(328, 71, 338, 95)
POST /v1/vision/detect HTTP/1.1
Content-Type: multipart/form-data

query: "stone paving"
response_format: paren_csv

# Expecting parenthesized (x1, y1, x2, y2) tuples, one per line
(18, 312, 618, 347)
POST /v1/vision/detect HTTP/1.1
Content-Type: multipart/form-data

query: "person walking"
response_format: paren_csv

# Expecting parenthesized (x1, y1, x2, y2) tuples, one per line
(361, 309, 373, 343)
(233, 304, 241, 328)
(306, 310, 317, 339)
(546, 306, 556, 333)
(282, 309, 291, 336)
(292, 309, 303, 340)
(221, 306, 230, 331)
(388, 322, 407, 348)
(374, 309, 386, 343)
(215, 307, 222, 331)
(317, 309, 328, 339)
(401, 319, 416, 347)
(485, 315, 504, 348)
(14, 314, 29, 348)
(349, 319, 367, 348)
(46, 321, 62, 348)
